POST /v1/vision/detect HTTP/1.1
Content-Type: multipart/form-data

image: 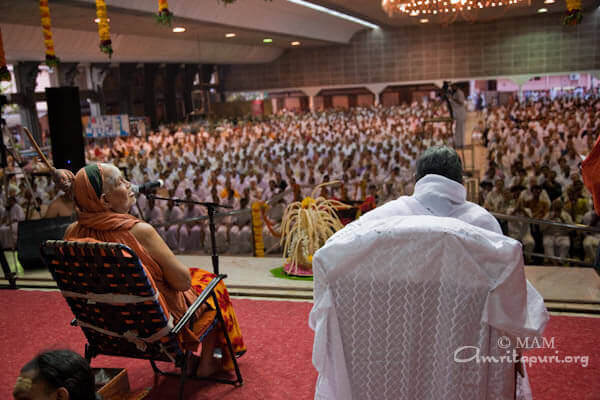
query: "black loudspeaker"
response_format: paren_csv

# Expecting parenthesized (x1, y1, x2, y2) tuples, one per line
(17, 217, 74, 270)
(487, 80, 497, 91)
(45, 87, 86, 173)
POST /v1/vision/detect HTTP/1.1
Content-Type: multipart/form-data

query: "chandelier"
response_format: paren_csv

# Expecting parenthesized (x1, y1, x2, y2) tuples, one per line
(381, 0, 526, 19)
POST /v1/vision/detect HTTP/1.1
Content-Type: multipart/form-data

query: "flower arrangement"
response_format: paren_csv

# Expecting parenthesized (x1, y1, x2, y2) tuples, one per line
(96, 0, 113, 57)
(279, 182, 348, 276)
(251, 202, 265, 257)
(563, 0, 583, 25)
(0, 27, 10, 82)
(39, 0, 59, 68)
(155, 0, 173, 26)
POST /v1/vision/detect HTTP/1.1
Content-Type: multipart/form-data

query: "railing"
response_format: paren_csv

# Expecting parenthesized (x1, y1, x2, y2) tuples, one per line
(492, 212, 600, 269)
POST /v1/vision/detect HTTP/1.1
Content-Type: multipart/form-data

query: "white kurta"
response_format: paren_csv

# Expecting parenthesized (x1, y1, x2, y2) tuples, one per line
(359, 174, 502, 234)
(310, 216, 548, 400)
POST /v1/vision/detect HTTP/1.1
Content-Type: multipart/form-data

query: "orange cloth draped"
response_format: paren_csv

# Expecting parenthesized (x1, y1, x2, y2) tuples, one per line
(582, 135, 600, 215)
(66, 165, 245, 369)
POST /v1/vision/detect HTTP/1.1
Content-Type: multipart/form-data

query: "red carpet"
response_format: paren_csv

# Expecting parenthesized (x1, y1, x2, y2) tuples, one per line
(0, 290, 598, 400)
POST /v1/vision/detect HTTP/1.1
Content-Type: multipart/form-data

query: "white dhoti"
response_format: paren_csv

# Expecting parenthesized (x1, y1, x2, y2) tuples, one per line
(214, 225, 229, 254)
(543, 234, 570, 259)
(0, 223, 18, 249)
(180, 224, 203, 252)
(238, 225, 253, 254)
(164, 226, 181, 252)
(583, 234, 600, 263)
(228, 226, 242, 254)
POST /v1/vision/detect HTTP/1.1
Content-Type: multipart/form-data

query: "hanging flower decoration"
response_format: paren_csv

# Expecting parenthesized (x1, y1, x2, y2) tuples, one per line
(155, 0, 173, 26)
(0, 27, 10, 82)
(95, 0, 113, 57)
(39, 0, 59, 68)
(563, 0, 583, 25)
(251, 202, 265, 257)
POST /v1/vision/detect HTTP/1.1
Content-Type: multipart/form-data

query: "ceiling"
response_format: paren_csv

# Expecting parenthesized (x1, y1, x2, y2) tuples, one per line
(315, 0, 600, 26)
(1, 0, 599, 64)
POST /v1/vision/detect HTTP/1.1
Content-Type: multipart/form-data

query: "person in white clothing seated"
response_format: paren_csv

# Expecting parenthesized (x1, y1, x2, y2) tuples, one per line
(359, 145, 502, 234)
(310, 145, 549, 400)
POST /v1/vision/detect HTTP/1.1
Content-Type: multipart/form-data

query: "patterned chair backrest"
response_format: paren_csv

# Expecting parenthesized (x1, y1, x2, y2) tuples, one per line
(41, 240, 183, 363)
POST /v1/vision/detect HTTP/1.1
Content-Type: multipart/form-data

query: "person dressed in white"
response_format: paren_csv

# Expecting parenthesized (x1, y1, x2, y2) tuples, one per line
(310, 146, 548, 400)
(179, 203, 205, 252)
(0, 197, 25, 249)
(162, 199, 184, 252)
(542, 198, 573, 264)
(359, 146, 502, 233)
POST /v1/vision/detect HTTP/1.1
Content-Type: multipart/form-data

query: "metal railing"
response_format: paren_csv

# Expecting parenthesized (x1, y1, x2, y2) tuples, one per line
(492, 212, 600, 268)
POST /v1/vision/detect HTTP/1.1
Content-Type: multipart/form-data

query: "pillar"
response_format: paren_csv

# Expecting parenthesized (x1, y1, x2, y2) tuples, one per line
(165, 64, 179, 123)
(91, 63, 111, 115)
(57, 62, 80, 87)
(183, 64, 197, 115)
(118, 63, 136, 116)
(143, 64, 159, 128)
(14, 62, 42, 145)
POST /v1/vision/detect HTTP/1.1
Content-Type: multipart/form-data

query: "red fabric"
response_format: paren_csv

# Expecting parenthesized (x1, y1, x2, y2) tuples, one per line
(1, 290, 599, 400)
(582, 135, 600, 215)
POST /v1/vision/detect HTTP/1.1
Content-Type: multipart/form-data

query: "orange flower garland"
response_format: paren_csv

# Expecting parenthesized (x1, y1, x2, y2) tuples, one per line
(95, 0, 113, 57)
(156, 0, 173, 25)
(39, 0, 59, 67)
(251, 202, 265, 257)
(564, 0, 583, 25)
(0, 27, 10, 82)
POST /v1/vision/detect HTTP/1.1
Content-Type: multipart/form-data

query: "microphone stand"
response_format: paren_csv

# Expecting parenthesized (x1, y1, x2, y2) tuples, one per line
(147, 194, 232, 275)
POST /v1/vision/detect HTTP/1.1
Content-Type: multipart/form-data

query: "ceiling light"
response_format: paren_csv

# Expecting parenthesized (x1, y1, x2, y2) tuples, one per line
(172, 27, 186, 33)
(291, 41, 301, 46)
(285, 0, 380, 29)
(263, 38, 273, 43)
(383, 0, 526, 17)
(94, 17, 110, 23)
(537, 7, 548, 12)
(420, 18, 429, 23)
(225, 33, 236, 38)
(543, 0, 555, 3)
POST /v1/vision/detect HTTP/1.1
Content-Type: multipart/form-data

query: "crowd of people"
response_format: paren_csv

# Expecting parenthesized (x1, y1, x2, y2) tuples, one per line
(473, 92, 599, 264)
(1, 91, 598, 264)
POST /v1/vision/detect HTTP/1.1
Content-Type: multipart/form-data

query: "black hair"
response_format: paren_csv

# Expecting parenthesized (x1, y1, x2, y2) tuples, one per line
(415, 146, 463, 184)
(21, 350, 97, 400)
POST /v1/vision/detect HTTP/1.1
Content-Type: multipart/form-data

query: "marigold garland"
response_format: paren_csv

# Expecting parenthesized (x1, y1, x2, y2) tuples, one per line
(39, 0, 59, 68)
(251, 202, 265, 257)
(0, 27, 10, 82)
(156, 0, 173, 26)
(563, 0, 583, 25)
(95, 0, 113, 57)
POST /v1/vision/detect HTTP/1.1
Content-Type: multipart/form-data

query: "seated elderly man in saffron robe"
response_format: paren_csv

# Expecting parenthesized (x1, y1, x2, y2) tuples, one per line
(64, 163, 245, 377)
(310, 146, 548, 400)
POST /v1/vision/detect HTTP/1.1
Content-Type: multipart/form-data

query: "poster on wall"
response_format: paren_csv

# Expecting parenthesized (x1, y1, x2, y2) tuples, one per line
(129, 117, 149, 137)
(85, 115, 130, 138)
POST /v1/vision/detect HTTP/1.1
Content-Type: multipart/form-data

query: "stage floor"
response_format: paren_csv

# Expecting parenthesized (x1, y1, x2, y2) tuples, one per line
(3, 254, 599, 313)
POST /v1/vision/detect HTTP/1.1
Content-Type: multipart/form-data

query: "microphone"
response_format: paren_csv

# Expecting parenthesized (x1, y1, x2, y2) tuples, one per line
(133, 179, 164, 195)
